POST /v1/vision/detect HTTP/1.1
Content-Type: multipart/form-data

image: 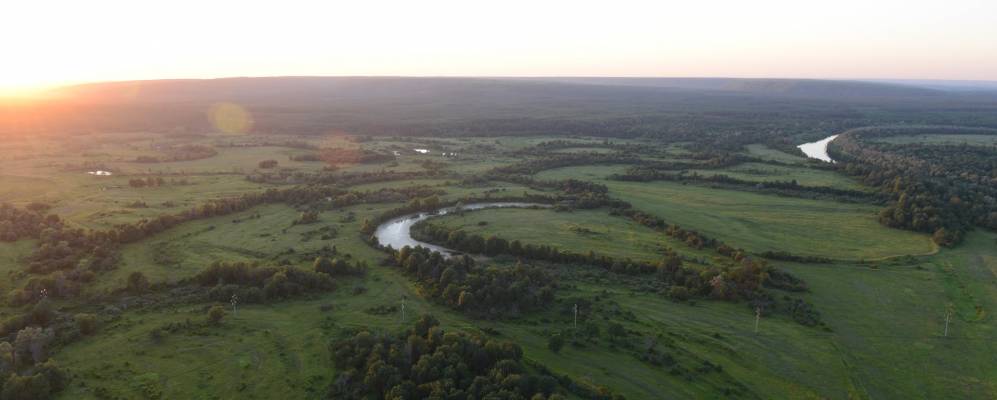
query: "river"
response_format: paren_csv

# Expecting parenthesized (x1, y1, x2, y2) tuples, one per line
(797, 134, 839, 163)
(373, 202, 549, 257)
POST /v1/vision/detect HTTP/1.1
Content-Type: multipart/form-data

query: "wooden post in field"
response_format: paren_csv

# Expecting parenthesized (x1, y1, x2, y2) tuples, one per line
(754, 307, 761, 334)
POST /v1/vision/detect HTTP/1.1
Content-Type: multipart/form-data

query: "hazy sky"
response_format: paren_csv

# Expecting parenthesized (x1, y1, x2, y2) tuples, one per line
(3, 0, 996, 93)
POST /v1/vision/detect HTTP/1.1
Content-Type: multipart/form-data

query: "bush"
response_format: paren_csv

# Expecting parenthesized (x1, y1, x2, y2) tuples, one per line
(258, 160, 279, 169)
(75, 314, 98, 335)
(207, 306, 226, 325)
(547, 334, 565, 353)
(127, 272, 150, 294)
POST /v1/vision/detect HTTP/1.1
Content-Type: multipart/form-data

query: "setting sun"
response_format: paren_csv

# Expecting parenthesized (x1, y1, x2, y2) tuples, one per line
(3, 0, 997, 95)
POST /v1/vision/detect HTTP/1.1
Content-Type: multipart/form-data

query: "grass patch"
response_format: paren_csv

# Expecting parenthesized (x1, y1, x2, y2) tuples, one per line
(426, 207, 716, 263)
(686, 162, 869, 191)
(605, 180, 933, 259)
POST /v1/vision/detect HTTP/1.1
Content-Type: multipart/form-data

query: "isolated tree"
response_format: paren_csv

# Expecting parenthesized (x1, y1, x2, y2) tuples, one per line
(14, 327, 55, 365)
(207, 305, 226, 325)
(30, 298, 54, 326)
(0, 341, 12, 373)
(75, 313, 98, 335)
(313, 256, 334, 274)
(127, 271, 150, 294)
(258, 159, 278, 169)
(547, 334, 565, 353)
(607, 322, 626, 342)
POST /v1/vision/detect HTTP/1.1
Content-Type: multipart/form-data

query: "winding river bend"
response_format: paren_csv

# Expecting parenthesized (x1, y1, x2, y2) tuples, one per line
(797, 134, 839, 162)
(374, 202, 549, 257)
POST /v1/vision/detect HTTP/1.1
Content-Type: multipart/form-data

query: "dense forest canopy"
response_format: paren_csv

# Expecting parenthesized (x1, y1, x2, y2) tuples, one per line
(5, 77, 997, 148)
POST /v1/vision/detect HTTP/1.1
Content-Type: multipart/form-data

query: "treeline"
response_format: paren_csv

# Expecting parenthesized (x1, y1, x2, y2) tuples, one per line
(411, 222, 655, 275)
(611, 167, 877, 203)
(466, 175, 628, 211)
(289, 153, 322, 162)
(410, 220, 818, 325)
(187, 261, 337, 304)
(328, 315, 587, 400)
(134, 144, 217, 163)
(361, 193, 556, 235)
(319, 147, 395, 167)
(390, 246, 556, 318)
(10, 185, 442, 305)
(519, 139, 658, 157)
(491, 153, 638, 175)
(0, 204, 60, 242)
(246, 169, 443, 186)
(831, 126, 997, 245)
(127, 176, 189, 188)
(215, 139, 319, 150)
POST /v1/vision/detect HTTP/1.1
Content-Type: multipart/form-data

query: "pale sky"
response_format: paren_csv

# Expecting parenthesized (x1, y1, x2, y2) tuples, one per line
(2, 0, 996, 94)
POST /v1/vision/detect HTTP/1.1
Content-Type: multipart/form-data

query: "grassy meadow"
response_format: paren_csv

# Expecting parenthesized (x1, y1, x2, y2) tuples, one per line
(425, 207, 718, 264)
(686, 162, 869, 191)
(1, 131, 993, 399)
(603, 180, 934, 260)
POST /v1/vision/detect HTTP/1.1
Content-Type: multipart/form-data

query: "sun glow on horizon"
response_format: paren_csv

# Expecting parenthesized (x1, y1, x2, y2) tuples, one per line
(2, 0, 997, 94)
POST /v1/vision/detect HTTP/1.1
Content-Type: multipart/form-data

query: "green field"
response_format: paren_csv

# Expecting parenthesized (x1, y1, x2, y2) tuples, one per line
(0, 240, 34, 294)
(534, 164, 631, 181)
(425, 207, 717, 263)
(604, 180, 934, 259)
(56, 230, 996, 399)
(686, 162, 869, 191)
(3, 131, 993, 400)
(744, 144, 809, 164)
(778, 231, 997, 399)
(92, 202, 396, 294)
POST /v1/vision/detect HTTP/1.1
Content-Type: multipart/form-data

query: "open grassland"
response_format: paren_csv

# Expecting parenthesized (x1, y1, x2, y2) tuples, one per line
(686, 162, 869, 191)
(51, 259, 807, 400)
(50, 174, 268, 230)
(534, 164, 631, 181)
(869, 133, 997, 146)
(0, 240, 34, 294)
(91, 202, 397, 295)
(5, 132, 993, 400)
(58, 232, 997, 400)
(777, 230, 997, 399)
(604, 180, 934, 259)
(744, 144, 809, 164)
(427, 207, 717, 264)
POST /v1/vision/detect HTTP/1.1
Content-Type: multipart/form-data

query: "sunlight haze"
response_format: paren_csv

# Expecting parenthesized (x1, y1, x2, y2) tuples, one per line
(2, 0, 996, 94)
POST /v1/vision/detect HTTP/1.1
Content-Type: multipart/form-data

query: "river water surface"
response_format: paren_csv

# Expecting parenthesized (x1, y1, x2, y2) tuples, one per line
(374, 202, 549, 256)
(797, 134, 839, 162)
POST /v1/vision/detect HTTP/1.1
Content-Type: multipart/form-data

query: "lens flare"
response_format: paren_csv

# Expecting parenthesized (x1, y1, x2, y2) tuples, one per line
(208, 102, 253, 134)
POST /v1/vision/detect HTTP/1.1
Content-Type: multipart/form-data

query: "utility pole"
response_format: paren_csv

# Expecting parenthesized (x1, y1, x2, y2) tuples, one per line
(573, 303, 578, 331)
(401, 296, 407, 324)
(754, 307, 761, 334)
(944, 311, 951, 337)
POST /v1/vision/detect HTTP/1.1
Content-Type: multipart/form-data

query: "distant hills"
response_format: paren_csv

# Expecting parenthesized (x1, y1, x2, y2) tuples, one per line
(4, 76, 997, 136)
(513, 77, 948, 98)
(52, 76, 969, 104)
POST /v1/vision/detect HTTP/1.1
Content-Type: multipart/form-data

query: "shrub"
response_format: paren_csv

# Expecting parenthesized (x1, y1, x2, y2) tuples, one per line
(207, 306, 226, 325)
(75, 314, 98, 335)
(547, 334, 565, 353)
